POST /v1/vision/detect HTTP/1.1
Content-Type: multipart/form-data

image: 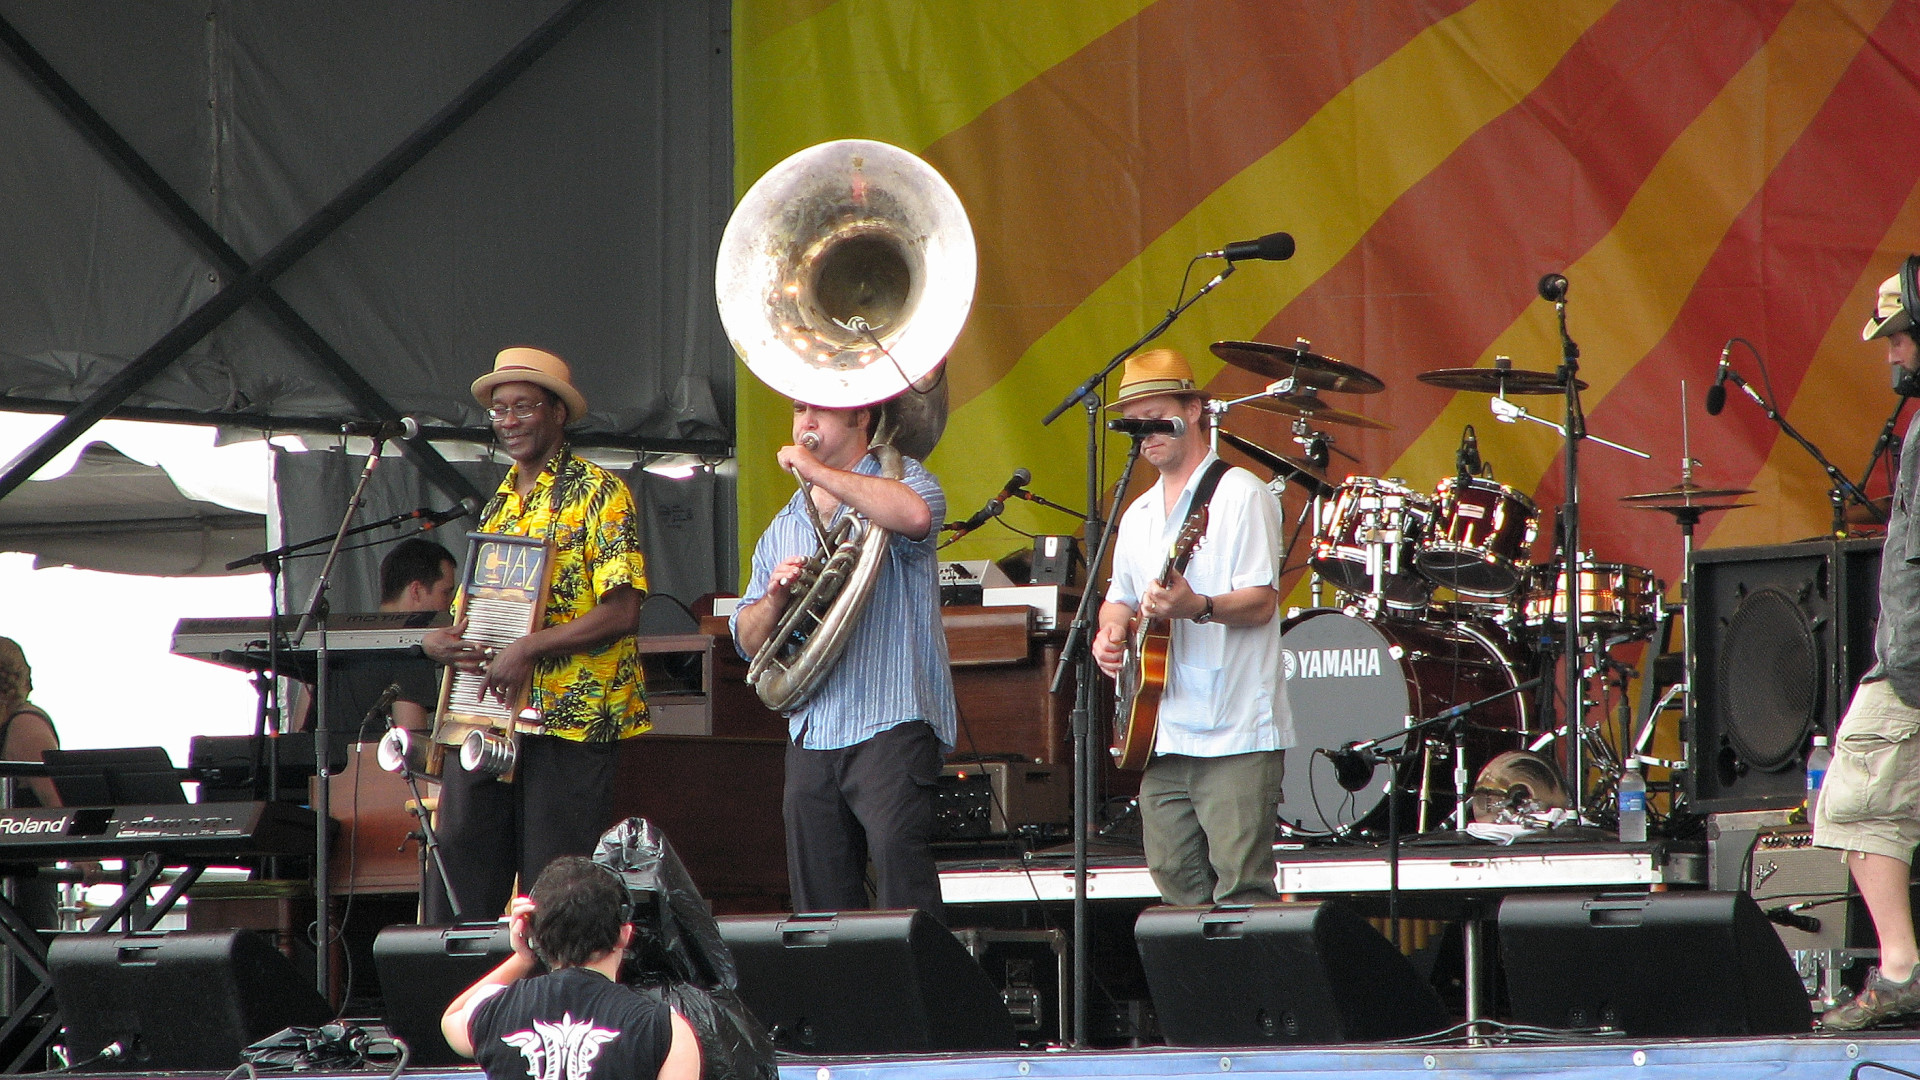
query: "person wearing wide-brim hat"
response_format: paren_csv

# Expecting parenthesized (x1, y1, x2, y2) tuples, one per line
(421, 347, 651, 926)
(1814, 263, 1920, 1031)
(1091, 347, 1294, 907)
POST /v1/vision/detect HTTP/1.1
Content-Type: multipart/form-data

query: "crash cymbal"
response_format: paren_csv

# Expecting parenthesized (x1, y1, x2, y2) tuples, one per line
(1238, 393, 1396, 430)
(1418, 367, 1588, 395)
(1215, 429, 1333, 494)
(1619, 482, 1755, 504)
(1846, 495, 1894, 526)
(1627, 501, 1752, 516)
(1211, 339, 1386, 394)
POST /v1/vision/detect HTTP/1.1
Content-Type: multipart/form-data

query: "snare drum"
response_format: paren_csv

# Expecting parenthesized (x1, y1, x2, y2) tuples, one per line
(1280, 609, 1531, 835)
(1310, 477, 1434, 609)
(1523, 560, 1662, 635)
(1418, 476, 1538, 597)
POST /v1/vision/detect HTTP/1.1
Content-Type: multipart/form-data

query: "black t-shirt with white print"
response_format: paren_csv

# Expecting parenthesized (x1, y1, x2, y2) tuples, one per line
(470, 967, 673, 1080)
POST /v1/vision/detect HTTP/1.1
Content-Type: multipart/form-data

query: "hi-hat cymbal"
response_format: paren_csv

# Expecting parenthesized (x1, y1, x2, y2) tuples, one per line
(1627, 501, 1752, 517)
(1418, 367, 1588, 395)
(1239, 393, 1395, 430)
(1211, 339, 1385, 394)
(1215, 429, 1333, 494)
(1620, 482, 1755, 504)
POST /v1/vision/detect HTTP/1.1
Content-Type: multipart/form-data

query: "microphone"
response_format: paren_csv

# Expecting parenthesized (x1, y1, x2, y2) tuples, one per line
(943, 469, 1032, 538)
(1763, 905, 1821, 935)
(1537, 273, 1569, 303)
(361, 682, 403, 730)
(341, 416, 420, 441)
(1200, 231, 1295, 262)
(400, 498, 480, 529)
(1455, 425, 1481, 482)
(1705, 342, 1733, 416)
(1107, 416, 1187, 438)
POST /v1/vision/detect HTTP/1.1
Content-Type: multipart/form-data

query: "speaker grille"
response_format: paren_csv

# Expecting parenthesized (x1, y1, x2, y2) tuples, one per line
(1718, 587, 1818, 772)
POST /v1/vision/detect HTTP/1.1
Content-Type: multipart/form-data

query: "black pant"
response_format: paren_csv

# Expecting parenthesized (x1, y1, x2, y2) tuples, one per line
(783, 720, 944, 923)
(421, 734, 619, 924)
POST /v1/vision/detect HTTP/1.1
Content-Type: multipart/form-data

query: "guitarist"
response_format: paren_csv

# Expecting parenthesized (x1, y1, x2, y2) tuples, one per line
(1092, 348, 1292, 906)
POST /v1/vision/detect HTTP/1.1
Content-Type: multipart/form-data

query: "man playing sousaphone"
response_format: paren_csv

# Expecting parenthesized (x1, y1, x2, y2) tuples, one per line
(422, 347, 649, 925)
(731, 396, 956, 922)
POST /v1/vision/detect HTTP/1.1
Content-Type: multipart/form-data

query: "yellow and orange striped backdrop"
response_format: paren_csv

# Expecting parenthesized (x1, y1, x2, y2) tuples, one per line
(732, 0, 1920, 604)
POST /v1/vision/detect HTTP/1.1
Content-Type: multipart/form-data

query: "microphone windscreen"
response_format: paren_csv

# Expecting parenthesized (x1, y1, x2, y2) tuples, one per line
(1704, 382, 1727, 416)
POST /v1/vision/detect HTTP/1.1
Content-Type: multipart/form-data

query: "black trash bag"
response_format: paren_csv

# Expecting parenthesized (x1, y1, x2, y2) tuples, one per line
(594, 818, 776, 1080)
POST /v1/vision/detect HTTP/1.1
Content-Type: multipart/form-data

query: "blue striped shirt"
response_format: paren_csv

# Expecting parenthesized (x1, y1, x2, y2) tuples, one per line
(731, 453, 958, 750)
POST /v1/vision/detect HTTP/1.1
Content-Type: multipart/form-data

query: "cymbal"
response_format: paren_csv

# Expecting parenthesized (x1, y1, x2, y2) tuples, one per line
(1627, 501, 1752, 516)
(1215, 429, 1333, 494)
(1238, 393, 1395, 430)
(1619, 482, 1755, 504)
(1418, 367, 1588, 395)
(1846, 495, 1893, 526)
(1211, 339, 1385, 394)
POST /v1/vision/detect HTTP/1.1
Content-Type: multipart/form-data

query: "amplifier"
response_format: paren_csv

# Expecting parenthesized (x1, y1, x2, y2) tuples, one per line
(934, 762, 1068, 839)
(1744, 827, 1858, 953)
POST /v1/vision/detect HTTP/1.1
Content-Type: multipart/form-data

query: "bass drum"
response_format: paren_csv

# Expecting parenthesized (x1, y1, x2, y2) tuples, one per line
(1279, 609, 1531, 835)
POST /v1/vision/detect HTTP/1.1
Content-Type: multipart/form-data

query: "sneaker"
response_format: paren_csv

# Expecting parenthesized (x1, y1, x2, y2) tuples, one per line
(1822, 967, 1920, 1031)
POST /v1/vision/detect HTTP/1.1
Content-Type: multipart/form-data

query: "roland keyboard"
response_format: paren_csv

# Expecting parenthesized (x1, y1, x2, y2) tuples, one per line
(171, 612, 450, 673)
(0, 801, 315, 862)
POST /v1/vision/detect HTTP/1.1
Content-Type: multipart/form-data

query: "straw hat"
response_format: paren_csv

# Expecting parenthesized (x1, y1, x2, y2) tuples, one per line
(470, 347, 589, 422)
(1865, 272, 1914, 342)
(1107, 348, 1203, 409)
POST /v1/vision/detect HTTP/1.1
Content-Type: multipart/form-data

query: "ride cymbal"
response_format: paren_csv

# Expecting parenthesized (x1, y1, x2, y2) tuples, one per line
(1418, 367, 1587, 395)
(1211, 339, 1385, 394)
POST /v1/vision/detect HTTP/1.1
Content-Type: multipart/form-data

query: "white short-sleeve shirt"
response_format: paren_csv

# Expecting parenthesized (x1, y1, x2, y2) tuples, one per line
(1106, 453, 1293, 757)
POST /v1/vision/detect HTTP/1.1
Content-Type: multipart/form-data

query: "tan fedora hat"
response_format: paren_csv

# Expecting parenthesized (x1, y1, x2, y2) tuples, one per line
(1107, 348, 1204, 409)
(471, 347, 589, 423)
(1865, 272, 1914, 342)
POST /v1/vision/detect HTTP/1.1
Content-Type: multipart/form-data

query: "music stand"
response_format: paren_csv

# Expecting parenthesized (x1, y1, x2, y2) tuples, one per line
(43, 748, 187, 808)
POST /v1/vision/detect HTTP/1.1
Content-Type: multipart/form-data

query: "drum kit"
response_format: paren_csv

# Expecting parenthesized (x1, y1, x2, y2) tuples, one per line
(1201, 338, 1753, 839)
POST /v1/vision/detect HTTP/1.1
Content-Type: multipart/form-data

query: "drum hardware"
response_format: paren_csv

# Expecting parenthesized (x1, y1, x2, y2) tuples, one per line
(1239, 390, 1395, 430)
(1311, 477, 1435, 609)
(1323, 674, 1544, 925)
(1214, 428, 1333, 496)
(1209, 338, 1386, 394)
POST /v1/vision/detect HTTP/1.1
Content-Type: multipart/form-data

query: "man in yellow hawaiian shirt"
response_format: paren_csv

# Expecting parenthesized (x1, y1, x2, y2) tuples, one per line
(422, 347, 648, 923)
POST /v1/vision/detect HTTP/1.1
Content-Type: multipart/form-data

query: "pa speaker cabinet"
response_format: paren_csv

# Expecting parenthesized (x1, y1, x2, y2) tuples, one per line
(1135, 901, 1449, 1045)
(372, 922, 513, 1067)
(715, 909, 1017, 1054)
(1689, 539, 1880, 813)
(48, 929, 331, 1070)
(1498, 891, 1811, 1036)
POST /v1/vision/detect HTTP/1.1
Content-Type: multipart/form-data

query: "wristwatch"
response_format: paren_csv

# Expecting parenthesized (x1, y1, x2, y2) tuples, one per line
(1194, 595, 1215, 624)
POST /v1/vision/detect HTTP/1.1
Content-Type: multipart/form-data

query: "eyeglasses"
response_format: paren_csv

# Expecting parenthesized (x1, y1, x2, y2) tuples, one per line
(486, 401, 547, 422)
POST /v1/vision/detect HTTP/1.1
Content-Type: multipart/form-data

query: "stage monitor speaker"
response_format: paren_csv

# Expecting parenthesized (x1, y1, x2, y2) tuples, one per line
(1134, 901, 1449, 1045)
(715, 909, 1018, 1054)
(49, 929, 331, 1070)
(1688, 539, 1880, 814)
(1499, 891, 1811, 1037)
(372, 922, 514, 1067)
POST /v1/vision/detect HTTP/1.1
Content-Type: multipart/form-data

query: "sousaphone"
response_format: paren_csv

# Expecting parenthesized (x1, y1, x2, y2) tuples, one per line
(716, 139, 976, 710)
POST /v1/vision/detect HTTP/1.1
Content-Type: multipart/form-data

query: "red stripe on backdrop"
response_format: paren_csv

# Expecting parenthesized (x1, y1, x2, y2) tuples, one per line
(923, 0, 1474, 409)
(1529, 0, 1920, 592)
(1212, 0, 1795, 483)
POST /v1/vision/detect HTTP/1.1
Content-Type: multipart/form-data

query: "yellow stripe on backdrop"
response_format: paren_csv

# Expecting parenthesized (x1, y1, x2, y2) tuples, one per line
(731, 0, 1150, 578)
(1383, 0, 1894, 514)
(931, 0, 1613, 565)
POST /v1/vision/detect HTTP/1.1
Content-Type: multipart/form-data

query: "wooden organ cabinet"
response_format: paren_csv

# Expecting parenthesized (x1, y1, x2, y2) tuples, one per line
(322, 605, 1094, 917)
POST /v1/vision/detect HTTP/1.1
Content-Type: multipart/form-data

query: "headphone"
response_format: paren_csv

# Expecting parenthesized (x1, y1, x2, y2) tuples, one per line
(1898, 255, 1920, 398)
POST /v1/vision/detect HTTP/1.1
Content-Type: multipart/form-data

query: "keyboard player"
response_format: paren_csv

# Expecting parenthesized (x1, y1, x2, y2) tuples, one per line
(309, 537, 459, 739)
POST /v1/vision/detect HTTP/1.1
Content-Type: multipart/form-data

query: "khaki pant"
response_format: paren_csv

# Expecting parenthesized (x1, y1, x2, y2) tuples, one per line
(1139, 749, 1286, 906)
(1814, 679, 1920, 865)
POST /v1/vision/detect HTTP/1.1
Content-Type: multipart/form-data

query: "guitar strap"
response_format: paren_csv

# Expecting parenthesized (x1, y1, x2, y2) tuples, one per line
(1177, 459, 1233, 555)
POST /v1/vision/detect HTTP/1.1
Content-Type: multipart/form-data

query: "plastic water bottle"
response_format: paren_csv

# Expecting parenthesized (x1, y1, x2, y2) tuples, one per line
(1807, 734, 1832, 820)
(1617, 761, 1647, 843)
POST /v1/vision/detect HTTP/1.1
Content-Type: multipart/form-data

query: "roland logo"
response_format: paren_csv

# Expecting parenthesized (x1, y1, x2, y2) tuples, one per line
(1285, 646, 1384, 680)
(0, 814, 69, 835)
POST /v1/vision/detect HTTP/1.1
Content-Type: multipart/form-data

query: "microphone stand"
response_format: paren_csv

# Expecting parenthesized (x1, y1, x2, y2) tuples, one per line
(1724, 372, 1877, 537)
(382, 725, 464, 922)
(1851, 395, 1909, 526)
(1550, 289, 1587, 816)
(286, 434, 392, 1003)
(1040, 258, 1240, 1048)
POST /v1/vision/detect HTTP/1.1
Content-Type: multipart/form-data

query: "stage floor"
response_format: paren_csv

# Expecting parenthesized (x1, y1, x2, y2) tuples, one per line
(70, 1032, 1920, 1080)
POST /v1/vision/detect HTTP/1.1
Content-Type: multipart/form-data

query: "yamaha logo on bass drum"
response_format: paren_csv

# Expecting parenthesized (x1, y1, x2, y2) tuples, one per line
(1283, 644, 1389, 682)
